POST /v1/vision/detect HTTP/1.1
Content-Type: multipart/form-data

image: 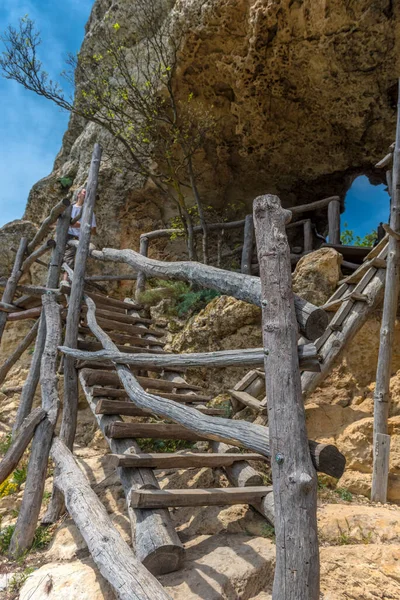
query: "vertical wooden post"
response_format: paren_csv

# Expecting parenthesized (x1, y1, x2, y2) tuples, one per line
(44, 144, 101, 523)
(372, 80, 400, 503)
(253, 194, 319, 600)
(9, 293, 61, 558)
(328, 199, 341, 244)
(12, 203, 72, 434)
(0, 237, 28, 342)
(241, 214, 255, 274)
(303, 219, 313, 253)
(135, 236, 149, 299)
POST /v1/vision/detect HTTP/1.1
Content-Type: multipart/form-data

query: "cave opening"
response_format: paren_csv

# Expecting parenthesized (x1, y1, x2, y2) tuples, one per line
(339, 175, 390, 245)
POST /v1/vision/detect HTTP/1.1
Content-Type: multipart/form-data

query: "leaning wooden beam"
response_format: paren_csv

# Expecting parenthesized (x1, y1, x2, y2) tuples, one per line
(50, 437, 171, 600)
(12, 204, 73, 434)
(0, 237, 28, 342)
(0, 301, 21, 313)
(0, 320, 39, 387)
(254, 194, 319, 600)
(9, 294, 61, 558)
(372, 82, 400, 503)
(83, 297, 345, 478)
(26, 197, 70, 254)
(46, 144, 102, 524)
(79, 371, 184, 575)
(87, 247, 328, 341)
(21, 239, 56, 274)
(85, 274, 138, 282)
(241, 214, 255, 275)
(59, 344, 321, 372)
(0, 407, 46, 486)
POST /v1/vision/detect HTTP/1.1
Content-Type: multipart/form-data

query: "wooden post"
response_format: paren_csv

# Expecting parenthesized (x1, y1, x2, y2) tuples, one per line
(328, 199, 341, 245)
(9, 293, 61, 558)
(44, 144, 101, 523)
(12, 203, 72, 434)
(241, 214, 255, 274)
(253, 194, 319, 600)
(303, 219, 313, 253)
(372, 80, 400, 503)
(0, 237, 28, 342)
(50, 438, 171, 600)
(135, 236, 149, 300)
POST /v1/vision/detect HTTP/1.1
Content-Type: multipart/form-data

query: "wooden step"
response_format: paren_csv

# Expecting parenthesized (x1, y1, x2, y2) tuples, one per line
(78, 340, 166, 356)
(85, 291, 142, 312)
(82, 369, 202, 391)
(108, 452, 268, 469)
(105, 422, 209, 441)
(81, 306, 155, 326)
(229, 390, 268, 414)
(81, 317, 165, 338)
(78, 327, 163, 348)
(95, 399, 223, 416)
(131, 486, 273, 509)
(92, 387, 211, 403)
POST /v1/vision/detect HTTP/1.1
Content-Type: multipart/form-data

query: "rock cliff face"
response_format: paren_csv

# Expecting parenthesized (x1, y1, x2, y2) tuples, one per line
(21, 0, 400, 255)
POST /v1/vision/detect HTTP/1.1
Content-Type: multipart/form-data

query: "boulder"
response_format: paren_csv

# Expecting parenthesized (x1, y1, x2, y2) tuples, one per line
(292, 248, 342, 306)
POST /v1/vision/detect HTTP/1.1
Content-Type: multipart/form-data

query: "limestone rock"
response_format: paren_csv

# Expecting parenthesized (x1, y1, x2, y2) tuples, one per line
(0, 220, 37, 279)
(292, 248, 342, 306)
(320, 544, 400, 600)
(19, 559, 115, 600)
(46, 521, 88, 561)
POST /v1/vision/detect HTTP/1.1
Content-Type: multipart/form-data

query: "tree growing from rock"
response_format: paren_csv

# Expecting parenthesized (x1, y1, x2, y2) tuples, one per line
(0, 4, 215, 262)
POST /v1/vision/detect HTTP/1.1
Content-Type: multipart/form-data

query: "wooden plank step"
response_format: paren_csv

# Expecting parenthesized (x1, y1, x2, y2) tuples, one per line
(105, 422, 209, 441)
(229, 390, 268, 414)
(82, 369, 202, 391)
(85, 291, 142, 311)
(109, 452, 268, 469)
(322, 291, 369, 312)
(338, 256, 387, 286)
(92, 388, 211, 403)
(363, 235, 388, 261)
(78, 327, 164, 348)
(81, 317, 165, 338)
(131, 486, 273, 509)
(81, 306, 155, 326)
(96, 399, 223, 416)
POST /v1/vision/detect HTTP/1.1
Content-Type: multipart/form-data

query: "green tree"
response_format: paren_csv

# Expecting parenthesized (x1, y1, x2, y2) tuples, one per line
(0, 5, 215, 262)
(340, 223, 377, 247)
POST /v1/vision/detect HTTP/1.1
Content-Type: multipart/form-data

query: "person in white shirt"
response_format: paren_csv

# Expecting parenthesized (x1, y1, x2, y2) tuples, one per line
(63, 187, 97, 280)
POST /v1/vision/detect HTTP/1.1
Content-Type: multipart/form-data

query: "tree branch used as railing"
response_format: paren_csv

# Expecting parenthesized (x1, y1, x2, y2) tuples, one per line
(27, 197, 70, 253)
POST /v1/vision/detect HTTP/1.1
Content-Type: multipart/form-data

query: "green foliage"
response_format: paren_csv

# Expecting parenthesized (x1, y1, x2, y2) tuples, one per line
(0, 464, 28, 497)
(335, 487, 352, 502)
(0, 523, 54, 555)
(57, 176, 73, 189)
(260, 523, 275, 541)
(0, 432, 12, 455)
(0, 524, 15, 554)
(12, 466, 27, 487)
(137, 438, 194, 453)
(340, 223, 377, 247)
(176, 289, 221, 317)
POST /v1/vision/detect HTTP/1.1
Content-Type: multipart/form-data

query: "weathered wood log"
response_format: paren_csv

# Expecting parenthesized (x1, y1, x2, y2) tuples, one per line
(372, 81, 400, 503)
(78, 327, 164, 348)
(82, 369, 201, 391)
(109, 451, 267, 469)
(303, 219, 313, 253)
(0, 237, 28, 342)
(50, 438, 171, 600)
(0, 407, 46, 486)
(290, 195, 340, 216)
(85, 274, 138, 282)
(12, 204, 73, 434)
(79, 371, 184, 575)
(131, 486, 272, 509)
(7, 306, 42, 321)
(59, 344, 320, 372)
(0, 320, 39, 387)
(81, 316, 165, 337)
(241, 214, 255, 275)
(254, 194, 319, 599)
(83, 298, 345, 477)
(21, 239, 56, 274)
(27, 198, 70, 254)
(0, 301, 20, 313)
(95, 399, 222, 416)
(328, 199, 341, 245)
(77, 340, 167, 358)
(80, 307, 154, 326)
(9, 294, 61, 558)
(229, 389, 268, 414)
(13, 294, 42, 309)
(92, 387, 211, 403)
(105, 421, 210, 441)
(136, 236, 149, 299)
(88, 249, 328, 340)
(375, 152, 393, 169)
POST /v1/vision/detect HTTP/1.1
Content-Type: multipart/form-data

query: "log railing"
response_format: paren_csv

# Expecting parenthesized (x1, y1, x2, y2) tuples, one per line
(135, 195, 341, 297)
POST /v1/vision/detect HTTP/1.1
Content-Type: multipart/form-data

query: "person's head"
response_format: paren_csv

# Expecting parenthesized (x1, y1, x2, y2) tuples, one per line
(73, 185, 87, 206)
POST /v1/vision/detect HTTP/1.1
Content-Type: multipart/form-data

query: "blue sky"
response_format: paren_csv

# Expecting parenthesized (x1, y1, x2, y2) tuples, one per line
(0, 0, 93, 227)
(341, 175, 390, 240)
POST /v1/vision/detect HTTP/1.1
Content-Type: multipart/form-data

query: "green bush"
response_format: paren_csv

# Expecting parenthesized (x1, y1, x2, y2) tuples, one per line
(139, 279, 221, 317)
(0, 524, 15, 554)
(176, 289, 221, 316)
(0, 523, 54, 555)
(137, 438, 194, 453)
